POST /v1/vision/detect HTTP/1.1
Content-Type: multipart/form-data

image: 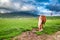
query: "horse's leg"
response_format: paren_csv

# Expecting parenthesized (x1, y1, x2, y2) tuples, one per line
(38, 23, 43, 31)
(38, 18, 43, 31)
(38, 19, 41, 30)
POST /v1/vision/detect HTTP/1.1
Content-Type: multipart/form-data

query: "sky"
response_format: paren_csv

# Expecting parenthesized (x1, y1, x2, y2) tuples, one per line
(0, 0, 60, 16)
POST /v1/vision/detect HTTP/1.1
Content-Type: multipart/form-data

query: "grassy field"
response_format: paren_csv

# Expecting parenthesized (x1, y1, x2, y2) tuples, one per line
(0, 16, 60, 40)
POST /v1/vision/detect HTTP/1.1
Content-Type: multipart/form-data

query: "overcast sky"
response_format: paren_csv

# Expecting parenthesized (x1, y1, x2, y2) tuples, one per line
(0, 0, 60, 16)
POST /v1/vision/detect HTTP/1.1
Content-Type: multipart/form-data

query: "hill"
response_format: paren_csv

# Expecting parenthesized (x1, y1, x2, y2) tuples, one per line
(0, 11, 37, 18)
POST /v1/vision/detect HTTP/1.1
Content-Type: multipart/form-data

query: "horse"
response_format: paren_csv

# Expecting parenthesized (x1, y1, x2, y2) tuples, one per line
(38, 15, 46, 31)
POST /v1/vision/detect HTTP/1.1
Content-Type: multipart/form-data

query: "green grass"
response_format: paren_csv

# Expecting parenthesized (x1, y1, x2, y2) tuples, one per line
(0, 18, 38, 40)
(36, 19, 60, 35)
(0, 17, 60, 40)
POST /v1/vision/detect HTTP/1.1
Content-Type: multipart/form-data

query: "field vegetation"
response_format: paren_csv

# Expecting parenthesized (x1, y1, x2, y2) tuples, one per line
(0, 16, 60, 40)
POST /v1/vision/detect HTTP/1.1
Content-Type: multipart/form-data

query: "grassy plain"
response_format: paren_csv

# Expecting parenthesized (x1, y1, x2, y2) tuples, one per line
(0, 16, 60, 40)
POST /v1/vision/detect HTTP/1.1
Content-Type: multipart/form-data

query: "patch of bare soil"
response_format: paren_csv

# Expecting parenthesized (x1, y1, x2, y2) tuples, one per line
(12, 28, 60, 40)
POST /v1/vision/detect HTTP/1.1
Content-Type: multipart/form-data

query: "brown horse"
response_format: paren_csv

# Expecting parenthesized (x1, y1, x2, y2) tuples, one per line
(38, 15, 46, 31)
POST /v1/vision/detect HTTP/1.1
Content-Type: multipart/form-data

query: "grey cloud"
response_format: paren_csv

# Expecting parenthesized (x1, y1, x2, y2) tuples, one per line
(0, 0, 36, 13)
(46, 3, 60, 11)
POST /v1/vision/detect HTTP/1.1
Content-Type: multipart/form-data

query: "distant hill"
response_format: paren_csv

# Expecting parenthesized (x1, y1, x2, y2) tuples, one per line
(0, 11, 38, 18)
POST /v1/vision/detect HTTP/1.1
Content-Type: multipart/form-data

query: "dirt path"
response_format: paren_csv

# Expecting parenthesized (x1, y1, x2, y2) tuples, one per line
(12, 28, 60, 40)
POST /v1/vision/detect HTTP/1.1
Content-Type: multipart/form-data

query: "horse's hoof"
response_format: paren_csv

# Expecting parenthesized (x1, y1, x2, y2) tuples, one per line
(39, 29, 43, 32)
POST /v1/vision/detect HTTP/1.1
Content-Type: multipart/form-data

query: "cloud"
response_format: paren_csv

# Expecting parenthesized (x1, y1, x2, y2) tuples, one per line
(35, 0, 49, 2)
(20, 4, 36, 11)
(46, 0, 60, 11)
(0, 0, 36, 13)
(0, 0, 10, 3)
(46, 4, 60, 11)
(0, 0, 60, 16)
(0, 0, 15, 10)
(36, 0, 60, 16)
(37, 6, 52, 15)
(0, 9, 12, 13)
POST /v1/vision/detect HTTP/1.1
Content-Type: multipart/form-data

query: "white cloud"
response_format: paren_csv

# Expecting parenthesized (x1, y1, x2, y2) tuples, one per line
(22, 0, 36, 3)
(0, 11, 5, 13)
(36, 6, 60, 16)
(14, 3, 20, 8)
(0, 0, 14, 9)
(0, 0, 36, 13)
(0, 0, 13, 13)
(50, 0, 58, 4)
(0, 0, 60, 16)
(39, 2, 50, 5)
(13, 2, 22, 10)
(37, 6, 52, 15)
(21, 4, 35, 11)
(13, 3, 36, 11)
(0, 0, 10, 3)
(37, 6, 60, 16)
(43, 2, 50, 5)
(0, 9, 11, 13)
